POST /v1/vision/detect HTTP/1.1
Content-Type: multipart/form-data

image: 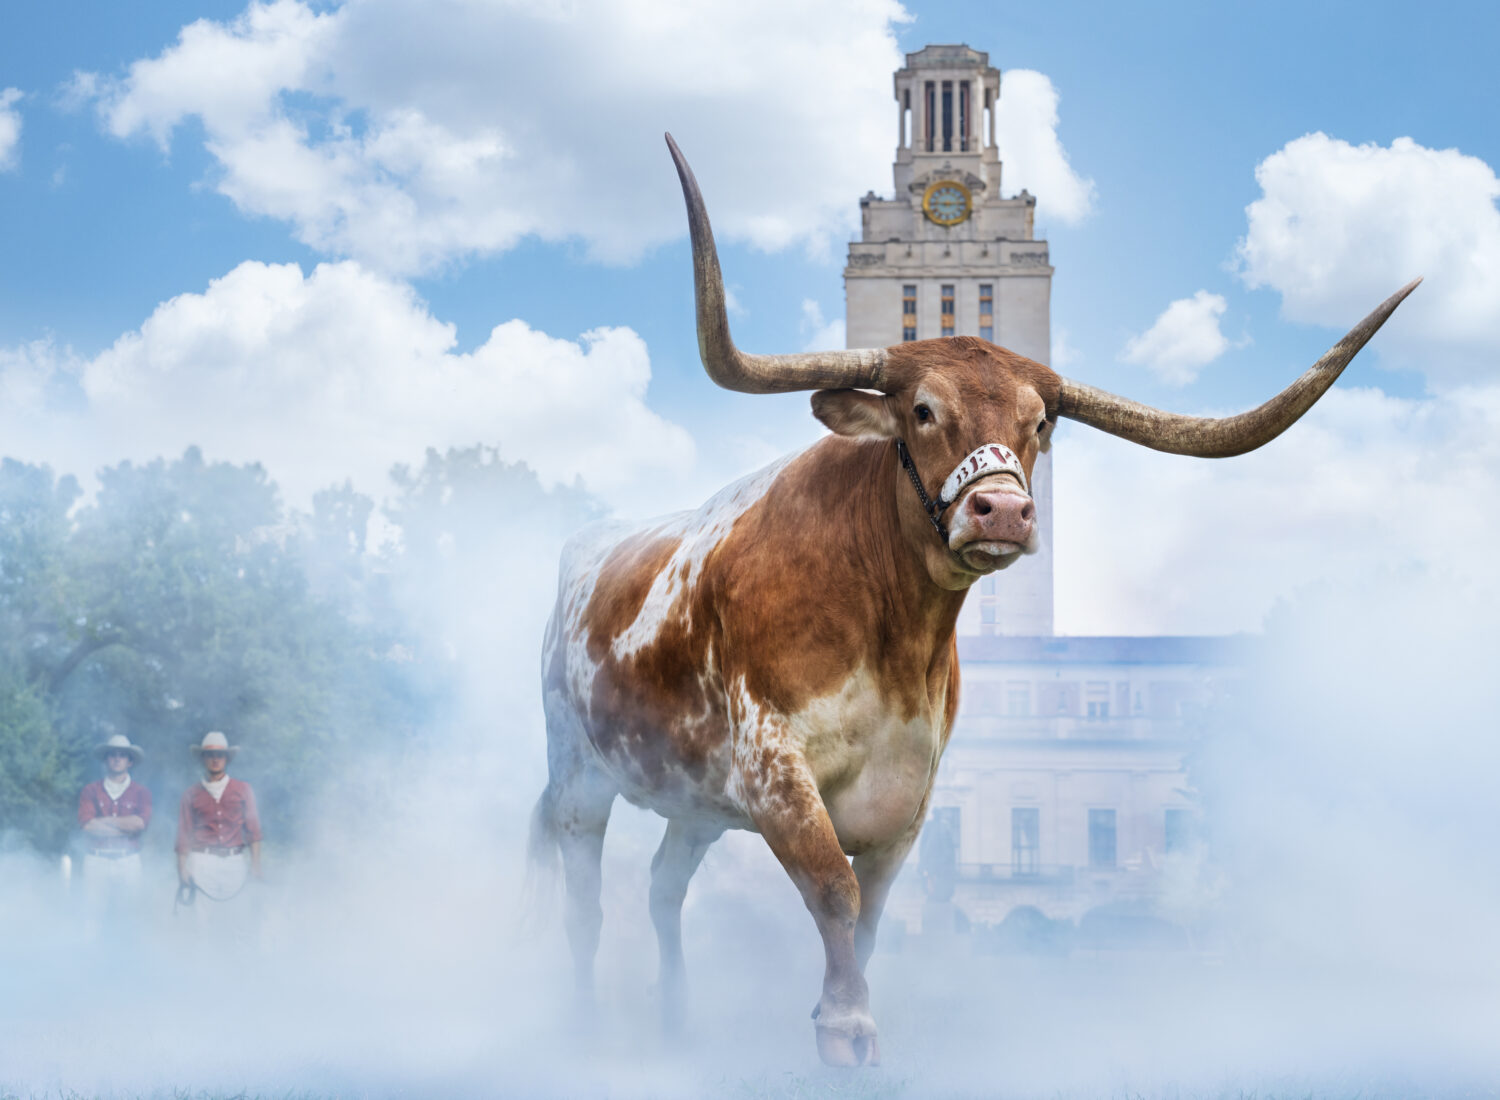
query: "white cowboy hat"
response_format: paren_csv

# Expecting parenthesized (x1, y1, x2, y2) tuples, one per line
(93, 733, 144, 763)
(190, 731, 239, 758)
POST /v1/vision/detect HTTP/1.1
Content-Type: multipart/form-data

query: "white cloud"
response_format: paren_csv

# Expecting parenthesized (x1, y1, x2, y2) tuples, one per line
(994, 69, 1095, 225)
(1236, 133, 1500, 388)
(1050, 325, 1078, 371)
(1053, 382, 1500, 635)
(1121, 290, 1231, 385)
(0, 88, 23, 171)
(799, 298, 846, 352)
(83, 0, 913, 274)
(0, 260, 694, 508)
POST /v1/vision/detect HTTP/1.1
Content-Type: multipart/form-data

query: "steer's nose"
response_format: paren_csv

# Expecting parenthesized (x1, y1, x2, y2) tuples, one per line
(963, 488, 1035, 546)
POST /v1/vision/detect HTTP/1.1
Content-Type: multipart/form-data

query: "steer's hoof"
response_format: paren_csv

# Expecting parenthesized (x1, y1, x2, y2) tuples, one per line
(815, 1024, 881, 1067)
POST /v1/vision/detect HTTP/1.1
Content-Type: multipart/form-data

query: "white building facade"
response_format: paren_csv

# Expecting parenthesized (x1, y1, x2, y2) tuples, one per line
(924, 634, 1246, 932)
(846, 46, 1243, 939)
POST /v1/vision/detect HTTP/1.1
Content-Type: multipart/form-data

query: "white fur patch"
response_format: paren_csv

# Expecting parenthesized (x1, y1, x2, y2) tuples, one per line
(609, 455, 794, 662)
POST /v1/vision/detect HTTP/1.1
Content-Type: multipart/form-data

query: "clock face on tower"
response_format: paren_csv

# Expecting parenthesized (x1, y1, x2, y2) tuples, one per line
(922, 180, 972, 226)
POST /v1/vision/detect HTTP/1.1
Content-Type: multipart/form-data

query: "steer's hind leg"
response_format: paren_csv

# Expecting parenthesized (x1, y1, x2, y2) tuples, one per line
(742, 751, 879, 1068)
(552, 760, 618, 1007)
(649, 817, 723, 1037)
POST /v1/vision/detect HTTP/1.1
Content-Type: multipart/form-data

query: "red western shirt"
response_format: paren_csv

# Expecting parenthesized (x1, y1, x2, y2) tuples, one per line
(77, 779, 153, 854)
(175, 777, 262, 853)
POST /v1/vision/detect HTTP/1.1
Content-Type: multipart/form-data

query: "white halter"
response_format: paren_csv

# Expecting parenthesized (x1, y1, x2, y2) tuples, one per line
(896, 439, 1031, 543)
(938, 442, 1029, 504)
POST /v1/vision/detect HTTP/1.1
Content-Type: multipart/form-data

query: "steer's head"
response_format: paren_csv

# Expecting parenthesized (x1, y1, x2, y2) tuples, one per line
(810, 339, 1056, 588)
(666, 134, 1419, 592)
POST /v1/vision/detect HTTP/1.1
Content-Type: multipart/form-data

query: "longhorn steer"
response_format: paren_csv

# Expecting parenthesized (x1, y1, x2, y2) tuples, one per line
(530, 134, 1418, 1066)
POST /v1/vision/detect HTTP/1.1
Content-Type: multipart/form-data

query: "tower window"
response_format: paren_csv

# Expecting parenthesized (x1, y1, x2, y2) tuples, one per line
(901, 285, 917, 342)
(940, 284, 955, 337)
(941, 81, 953, 153)
(959, 82, 970, 153)
(979, 284, 993, 342)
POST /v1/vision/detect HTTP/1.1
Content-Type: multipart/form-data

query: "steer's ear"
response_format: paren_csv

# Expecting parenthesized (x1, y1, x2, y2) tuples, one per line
(811, 389, 898, 439)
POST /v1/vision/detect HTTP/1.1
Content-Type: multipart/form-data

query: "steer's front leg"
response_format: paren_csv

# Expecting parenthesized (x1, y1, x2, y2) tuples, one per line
(852, 810, 926, 973)
(741, 748, 878, 1067)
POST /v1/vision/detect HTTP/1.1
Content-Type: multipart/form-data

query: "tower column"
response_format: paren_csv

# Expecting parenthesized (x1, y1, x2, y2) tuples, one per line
(971, 77, 981, 150)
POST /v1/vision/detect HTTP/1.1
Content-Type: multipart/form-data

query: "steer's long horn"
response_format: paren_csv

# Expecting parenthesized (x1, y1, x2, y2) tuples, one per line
(1057, 278, 1421, 457)
(667, 133, 888, 394)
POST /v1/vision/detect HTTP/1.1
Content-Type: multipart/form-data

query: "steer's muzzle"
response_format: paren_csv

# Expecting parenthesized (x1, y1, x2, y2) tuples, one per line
(949, 483, 1036, 572)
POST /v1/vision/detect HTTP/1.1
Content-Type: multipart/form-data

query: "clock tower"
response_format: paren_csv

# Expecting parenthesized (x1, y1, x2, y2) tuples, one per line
(844, 43, 1055, 636)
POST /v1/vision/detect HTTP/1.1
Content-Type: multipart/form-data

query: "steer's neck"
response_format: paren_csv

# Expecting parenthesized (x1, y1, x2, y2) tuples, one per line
(831, 436, 968, 661)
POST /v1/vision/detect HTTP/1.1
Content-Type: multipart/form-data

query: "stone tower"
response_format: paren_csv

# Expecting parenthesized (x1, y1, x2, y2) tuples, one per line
(844, 43, 1055, 636)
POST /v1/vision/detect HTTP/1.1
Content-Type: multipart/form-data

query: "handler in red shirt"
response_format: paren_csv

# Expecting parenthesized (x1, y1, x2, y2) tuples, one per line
(77, 733, 152, 896)
(176, 731, 262, 904)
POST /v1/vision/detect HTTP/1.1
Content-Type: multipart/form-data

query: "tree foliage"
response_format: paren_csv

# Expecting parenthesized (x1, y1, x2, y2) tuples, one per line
(0, 445, 594, 854)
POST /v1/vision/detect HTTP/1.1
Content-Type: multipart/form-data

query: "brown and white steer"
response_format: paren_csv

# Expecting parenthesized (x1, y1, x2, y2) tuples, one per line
(530, 134, 1418, 1066)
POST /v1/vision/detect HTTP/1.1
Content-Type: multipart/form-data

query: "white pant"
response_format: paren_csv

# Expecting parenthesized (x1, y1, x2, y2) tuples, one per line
(82, 851, 143, 891)
(187, 849, 249, 902)
(182, 850, 259, 948)
(79, 852, 144, 937)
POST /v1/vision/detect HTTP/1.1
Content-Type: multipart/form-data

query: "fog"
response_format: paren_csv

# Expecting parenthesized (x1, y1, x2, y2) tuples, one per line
(2, 458, 1498, 1099)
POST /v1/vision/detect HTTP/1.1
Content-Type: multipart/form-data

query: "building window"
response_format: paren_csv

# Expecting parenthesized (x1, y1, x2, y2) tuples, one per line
(1011, 807, 1039, 875)
(979, 284, 993, 342)
(980, 603, 997, 624)
(1164, 808, 1192, 855)
(1085, 681, 1109, 721)
(940, 284, 955, 336)
(901, 284, 917, 342)
(1005, 683, 1031, 717)
(1088, 809, 1117, 868)
(979, 576, 996, 595)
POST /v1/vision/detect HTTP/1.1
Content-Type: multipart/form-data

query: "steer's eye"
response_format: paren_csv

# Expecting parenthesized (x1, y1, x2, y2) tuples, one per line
(1037, 419, 1048, 435)
(914, 404, 932, 424)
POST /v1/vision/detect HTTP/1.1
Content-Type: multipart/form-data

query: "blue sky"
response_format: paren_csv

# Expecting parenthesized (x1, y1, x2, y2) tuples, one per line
(2, 0, 1498, 633)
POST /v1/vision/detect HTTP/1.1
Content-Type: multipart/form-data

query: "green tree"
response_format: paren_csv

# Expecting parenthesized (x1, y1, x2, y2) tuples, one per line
(1, 449, 427, 852)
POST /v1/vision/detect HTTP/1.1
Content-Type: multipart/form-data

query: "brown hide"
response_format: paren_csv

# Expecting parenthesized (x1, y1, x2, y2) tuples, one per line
(570, 333, 1057, 824)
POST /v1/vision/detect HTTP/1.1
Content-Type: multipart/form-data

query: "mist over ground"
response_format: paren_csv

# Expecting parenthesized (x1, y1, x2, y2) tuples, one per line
(1, 442, 1497, 1099)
